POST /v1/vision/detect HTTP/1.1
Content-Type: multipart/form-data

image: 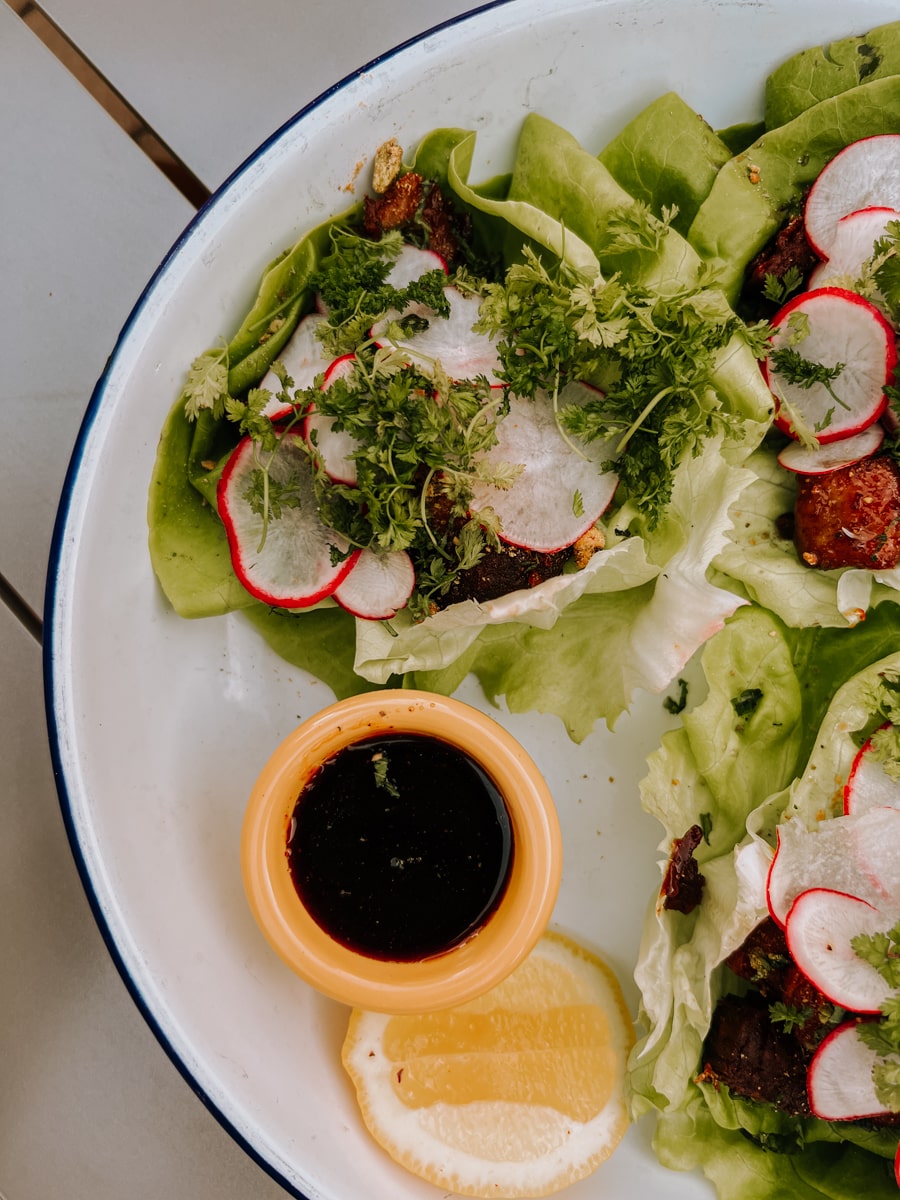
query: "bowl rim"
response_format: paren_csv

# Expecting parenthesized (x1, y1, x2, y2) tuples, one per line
(241, 689, 563, 1013)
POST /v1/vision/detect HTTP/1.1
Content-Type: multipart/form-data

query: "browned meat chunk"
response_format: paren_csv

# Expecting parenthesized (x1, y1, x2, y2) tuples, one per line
(793, 453, 900, 570)
(698, 993, 813, 1116)
(744, 214, 818, 300)
(726, 918, 837, 1051)
(421, 184, 460, 265)
(425, 476, 567, 609)
(661, 824, 705, 914)
(437, 542, 568, 607)
(363, 172, 424, 235)
(725, 916, 791, 987)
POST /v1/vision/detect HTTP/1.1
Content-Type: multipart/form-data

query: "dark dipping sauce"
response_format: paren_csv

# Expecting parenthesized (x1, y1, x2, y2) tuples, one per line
(286, 732, 513, 962)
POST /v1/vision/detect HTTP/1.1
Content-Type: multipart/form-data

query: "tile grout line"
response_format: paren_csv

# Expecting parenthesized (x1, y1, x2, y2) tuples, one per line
(4, 0, 214, 639)
(5, 0, 212, 208)
(1, 572, 43, 646)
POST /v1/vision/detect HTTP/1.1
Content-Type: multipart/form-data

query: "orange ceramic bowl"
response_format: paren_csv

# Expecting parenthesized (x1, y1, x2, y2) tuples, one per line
(241, 690, 562, 1013)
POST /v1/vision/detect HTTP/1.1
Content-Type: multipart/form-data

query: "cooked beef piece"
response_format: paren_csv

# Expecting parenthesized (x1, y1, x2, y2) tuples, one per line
(362, 173, 469, 269)
(363, 172, 424, 235)
(437, 542, 568, 607)
(425, 477, 567, 609)
(421, 184, 461, 265)
(726, 918, 837, 1051)
(726, 917, 792, 987)
(698, 993, 813, 1116)
(661, 824, 706, 914)
(794, 453, 900, 570)
(744, 214, 819, 305)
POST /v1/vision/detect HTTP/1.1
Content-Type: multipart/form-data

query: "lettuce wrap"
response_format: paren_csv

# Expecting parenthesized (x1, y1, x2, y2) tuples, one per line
(149, 111, 774, 739)
(629, 602, 900, 1200)
(149, 19, 900, 739)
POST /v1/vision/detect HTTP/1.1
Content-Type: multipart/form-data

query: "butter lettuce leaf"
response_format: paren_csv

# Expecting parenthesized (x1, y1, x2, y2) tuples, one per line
(765, 20, 900, 129)
(629, 604, 900, 1199)
(688, 75, 900, 300)
(598, 92, 733, 235)
(148, 116, 772, 737)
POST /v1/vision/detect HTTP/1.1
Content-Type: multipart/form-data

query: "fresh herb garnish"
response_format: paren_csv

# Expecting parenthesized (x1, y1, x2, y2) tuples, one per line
(183, 345, 230, 420)
(372, 752, 400, 799)
(698, 811, 713, 844)
(477, 219, 763, 529)
(762, 266, 804, 304)
(768, 345, 849, 410)
(853, 916, 900, 1112)
(769, 1001, 814, 1034)
(310, 228, 452, 356)
(731, 687, 764, 719)
(664, 678, 689, 714)
(850, 673, 900, 773)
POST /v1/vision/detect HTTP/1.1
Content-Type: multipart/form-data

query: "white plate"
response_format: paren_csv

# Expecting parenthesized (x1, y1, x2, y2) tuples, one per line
(45, 1, 900, 1196)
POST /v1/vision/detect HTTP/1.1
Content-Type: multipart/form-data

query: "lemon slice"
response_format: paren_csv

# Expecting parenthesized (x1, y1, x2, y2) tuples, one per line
(341, 930, 635, 1198)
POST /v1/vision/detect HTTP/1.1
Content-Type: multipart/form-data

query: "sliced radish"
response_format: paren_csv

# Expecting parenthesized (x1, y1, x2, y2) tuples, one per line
(371, 285, 502, 383)
(785, 888, 892, 1012)
(848, 804, 900, 906)
(468, 382, 619, 553)
(217, 431, 359, 608)
(805, 136, 900, 259)
(385, 243, 448, 289)
(845, 726, 900, 814)
(763, 288, 894, 444)
(259, 312, 330, 419)
(776, 423, 885, 474)
(303, 354, 361, 486)
(808, 206, 900, 289)
(333, 548, 415, 620)
(808, 1019, 892, 1121)
(766, 810, 899, 927)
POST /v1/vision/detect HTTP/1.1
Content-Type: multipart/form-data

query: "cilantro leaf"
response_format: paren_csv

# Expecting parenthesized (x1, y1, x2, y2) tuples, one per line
(183, 346, 230, 420)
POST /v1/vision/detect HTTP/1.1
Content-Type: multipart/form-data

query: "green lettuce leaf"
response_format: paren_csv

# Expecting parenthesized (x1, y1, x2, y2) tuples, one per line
(688, 75, 900, 301)
(598, 92, 733, 235)
(629, 603, 900, 1199)
(765, 20, 900, 129)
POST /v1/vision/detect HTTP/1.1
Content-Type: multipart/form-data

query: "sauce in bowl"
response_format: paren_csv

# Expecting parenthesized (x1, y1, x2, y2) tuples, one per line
(242, 690, 561, 1013)
(287, 732, 513, 961)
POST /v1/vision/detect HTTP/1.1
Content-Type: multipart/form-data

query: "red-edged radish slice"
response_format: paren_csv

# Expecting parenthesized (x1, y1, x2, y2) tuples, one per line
(763, 288, 894, 443)
(777, 423, 885, 474)
(848, 804, 900, 906)
(808, 1019, 893, 1120)
(766, 811, 885, 928)
(218, 431, 359, 608)
(468, 383, 619, 554)
(785, 888, 892, 1012)
(371, 285, 502, 383)
(259, 312, 331, 419)
(805, 136, 900, 259)
(844, 725, 900, 814)
(386, 243, 448, 288)
(808, 206, 900, 289)
(333, 548, 415, 620)
(303, 354, 361, 486)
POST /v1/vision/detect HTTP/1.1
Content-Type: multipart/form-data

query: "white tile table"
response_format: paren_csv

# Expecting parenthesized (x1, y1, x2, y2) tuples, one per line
(2, 3, 477, 1197)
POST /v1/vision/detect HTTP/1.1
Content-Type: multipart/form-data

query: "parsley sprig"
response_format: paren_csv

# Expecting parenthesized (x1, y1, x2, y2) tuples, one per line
(475, 218, 762, 528)
(311, 228, 451, 356)
(853, 917, 900, 1112)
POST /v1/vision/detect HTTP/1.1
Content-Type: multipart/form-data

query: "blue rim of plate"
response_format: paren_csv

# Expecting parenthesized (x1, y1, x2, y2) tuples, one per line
(42, 2, 512, 1196)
